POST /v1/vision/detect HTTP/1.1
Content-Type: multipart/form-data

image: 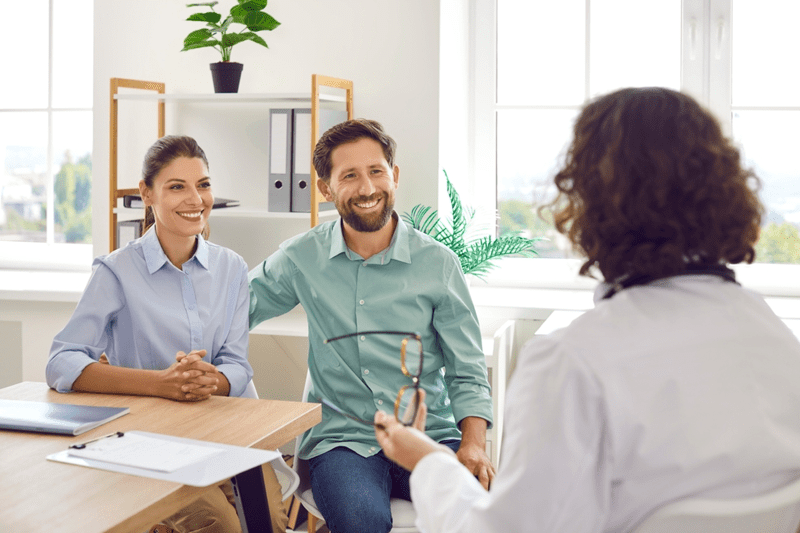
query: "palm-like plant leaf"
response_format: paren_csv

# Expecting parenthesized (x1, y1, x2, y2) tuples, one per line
(403, 170, 540, 278)
(402, 204, 446, 238)
(459, 235, 540, 278)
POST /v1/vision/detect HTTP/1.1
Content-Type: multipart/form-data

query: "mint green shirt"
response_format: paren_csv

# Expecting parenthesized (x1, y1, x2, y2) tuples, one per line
(248, 216, 492, 459)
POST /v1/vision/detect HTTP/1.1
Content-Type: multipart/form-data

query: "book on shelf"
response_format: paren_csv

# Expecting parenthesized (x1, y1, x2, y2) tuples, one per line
(122, 195, 240, 209)
(0, 399, 129, 436)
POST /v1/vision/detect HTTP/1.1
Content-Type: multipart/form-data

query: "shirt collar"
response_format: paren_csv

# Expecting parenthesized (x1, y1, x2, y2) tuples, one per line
(328, 213, 412, 264)
(142, 226, 209, 274)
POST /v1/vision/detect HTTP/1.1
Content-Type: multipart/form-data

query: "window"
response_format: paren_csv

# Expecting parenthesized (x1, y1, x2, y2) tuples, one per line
(472, 0, 800, 292)
(0, 0, 93, 269)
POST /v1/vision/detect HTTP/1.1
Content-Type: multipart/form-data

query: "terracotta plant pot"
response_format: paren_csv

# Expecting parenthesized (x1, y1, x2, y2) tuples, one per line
(209, 62, 243, 93)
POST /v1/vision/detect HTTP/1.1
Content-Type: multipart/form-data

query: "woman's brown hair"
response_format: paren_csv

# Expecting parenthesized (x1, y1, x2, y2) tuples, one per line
(141, 135, 210, 239)
(546, 87, 763, 282)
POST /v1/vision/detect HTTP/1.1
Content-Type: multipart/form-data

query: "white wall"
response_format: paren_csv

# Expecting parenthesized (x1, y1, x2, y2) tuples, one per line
(92, 0, 444, 259)
(84, 0, 448, 402)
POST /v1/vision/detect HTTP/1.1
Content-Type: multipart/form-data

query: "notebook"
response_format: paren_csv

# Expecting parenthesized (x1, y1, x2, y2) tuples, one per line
(0, 399, 130, 436)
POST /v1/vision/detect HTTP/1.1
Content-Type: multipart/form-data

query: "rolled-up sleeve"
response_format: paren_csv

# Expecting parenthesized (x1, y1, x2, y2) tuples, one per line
(433, 257, 493, 427)
(46, 264, 124, 392)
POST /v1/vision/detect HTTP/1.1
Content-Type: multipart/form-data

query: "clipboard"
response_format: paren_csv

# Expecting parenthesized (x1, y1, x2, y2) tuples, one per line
(46, 430, 283, 487)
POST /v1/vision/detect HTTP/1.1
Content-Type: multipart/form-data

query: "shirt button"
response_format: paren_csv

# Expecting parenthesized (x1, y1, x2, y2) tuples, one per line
(360, 336, 366, 341)
(189, 304, 195, 310)
(359, 299, 365, 305)
(362, 263, 367, 267)
(369, 447, 376, 453)
(364, 369, 369, 375)
(378, 399, 383, 405)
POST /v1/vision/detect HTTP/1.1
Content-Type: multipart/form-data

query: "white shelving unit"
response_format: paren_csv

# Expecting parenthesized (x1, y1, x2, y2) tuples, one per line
(108, 75, 354, 251)
(113, 92, 347, 104)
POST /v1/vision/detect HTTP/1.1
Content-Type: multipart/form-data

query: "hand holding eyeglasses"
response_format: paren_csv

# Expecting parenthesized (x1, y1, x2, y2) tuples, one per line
(374, 389, 457, 473)
(320, 331, 425, 427)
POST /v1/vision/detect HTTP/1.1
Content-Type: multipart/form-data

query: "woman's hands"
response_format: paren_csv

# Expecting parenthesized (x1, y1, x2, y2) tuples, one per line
(157, 350, 229, 401)
(73, 350, 230, 401)
(374, 390, 457, 472)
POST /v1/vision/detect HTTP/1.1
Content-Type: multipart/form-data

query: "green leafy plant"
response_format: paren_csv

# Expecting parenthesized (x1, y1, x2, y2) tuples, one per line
(403, 171, 540, 279)
(182, 1, 281, 62)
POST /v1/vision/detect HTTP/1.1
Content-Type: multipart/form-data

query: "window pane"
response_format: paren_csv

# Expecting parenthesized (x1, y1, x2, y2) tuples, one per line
(497, 109, 579, 258)
(590, 0, 682, 97)
(733, 110, 800, 264)
(497, 0, 586, 105)
(2, 1, 48, 109)
(53, 111, 93, 244)
(0, 113, 48, 242)
(732, 0, 800, 107)
(53, 0, 93, 108)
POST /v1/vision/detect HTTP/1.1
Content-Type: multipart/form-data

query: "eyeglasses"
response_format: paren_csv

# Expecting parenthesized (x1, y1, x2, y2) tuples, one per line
(319, 331, 423, 427)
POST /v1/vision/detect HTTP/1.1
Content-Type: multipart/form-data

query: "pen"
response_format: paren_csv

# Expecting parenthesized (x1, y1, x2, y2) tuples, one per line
(69, 431, 125, 450)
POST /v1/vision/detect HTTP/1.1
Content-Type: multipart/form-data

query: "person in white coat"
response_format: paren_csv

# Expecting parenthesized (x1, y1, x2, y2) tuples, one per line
(374, 87, 800, 532)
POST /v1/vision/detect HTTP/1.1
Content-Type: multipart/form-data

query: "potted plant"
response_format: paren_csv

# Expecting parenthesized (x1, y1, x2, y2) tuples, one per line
(181, 0, 281, 93)
(403, 171, 541, 279)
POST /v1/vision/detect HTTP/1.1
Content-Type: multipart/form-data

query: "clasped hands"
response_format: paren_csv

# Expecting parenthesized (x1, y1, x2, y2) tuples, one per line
(160, 350, 220, 402)
(374, 389, 496, 490)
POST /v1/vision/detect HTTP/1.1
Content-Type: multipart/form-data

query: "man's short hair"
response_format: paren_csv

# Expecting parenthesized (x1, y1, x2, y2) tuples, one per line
(313, 119, 397, 181)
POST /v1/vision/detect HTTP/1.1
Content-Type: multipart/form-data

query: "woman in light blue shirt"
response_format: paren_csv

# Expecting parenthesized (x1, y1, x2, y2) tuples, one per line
(47, 135, 252, 399)
(46, 135, 266, 533)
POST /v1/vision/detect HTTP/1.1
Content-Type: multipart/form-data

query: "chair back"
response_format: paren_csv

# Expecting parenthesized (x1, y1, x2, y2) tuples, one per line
(632, 476, 800, 533)
(242, 379, 259, 399)
(239, 379, 299, 501)
(292, 371, 419, 532)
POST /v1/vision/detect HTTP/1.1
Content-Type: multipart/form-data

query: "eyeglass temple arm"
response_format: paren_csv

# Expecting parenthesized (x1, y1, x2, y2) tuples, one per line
(325, 331, 421, 343)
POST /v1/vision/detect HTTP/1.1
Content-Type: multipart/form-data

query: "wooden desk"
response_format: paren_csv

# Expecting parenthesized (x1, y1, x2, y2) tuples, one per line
(0, 381, 321, 533)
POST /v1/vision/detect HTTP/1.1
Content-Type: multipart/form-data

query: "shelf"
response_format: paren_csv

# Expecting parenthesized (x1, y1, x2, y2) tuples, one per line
(113, 92, 347, 104)
(212, 208, 339, 219)
(111, 207, 339, 219)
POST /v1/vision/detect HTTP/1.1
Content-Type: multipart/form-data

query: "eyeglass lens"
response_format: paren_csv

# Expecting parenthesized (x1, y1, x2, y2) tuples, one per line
(401, 336, 423, 377)
(396, 385, 422, 425)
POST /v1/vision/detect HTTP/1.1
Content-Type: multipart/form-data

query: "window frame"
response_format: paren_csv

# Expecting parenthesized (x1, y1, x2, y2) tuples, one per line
(0, 0, 93, 271)
(466, 0, 800, 297)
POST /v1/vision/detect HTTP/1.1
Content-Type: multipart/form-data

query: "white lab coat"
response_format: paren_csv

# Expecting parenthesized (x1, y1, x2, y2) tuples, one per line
(411, 275, 800, 532)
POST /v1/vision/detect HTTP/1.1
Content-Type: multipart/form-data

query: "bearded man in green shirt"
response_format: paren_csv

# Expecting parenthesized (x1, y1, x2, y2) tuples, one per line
(248, 119, 494, 533)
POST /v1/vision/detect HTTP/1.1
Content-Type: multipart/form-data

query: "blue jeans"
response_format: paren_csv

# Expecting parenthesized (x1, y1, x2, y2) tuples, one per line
(308, 439, 461, 533)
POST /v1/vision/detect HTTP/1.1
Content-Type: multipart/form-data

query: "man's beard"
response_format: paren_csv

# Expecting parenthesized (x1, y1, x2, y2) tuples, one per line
(336, 192, 394, 232)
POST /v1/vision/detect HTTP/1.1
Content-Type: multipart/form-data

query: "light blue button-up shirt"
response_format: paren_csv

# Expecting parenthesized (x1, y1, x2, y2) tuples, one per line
(47, 227, 253, 397)
(249, 216, 493, 459)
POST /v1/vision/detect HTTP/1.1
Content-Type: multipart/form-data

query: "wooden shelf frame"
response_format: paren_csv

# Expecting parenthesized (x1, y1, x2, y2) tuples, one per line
(108, 75, 353, 251)
(310, 75, 354, 228)
(109, 78, 165, 252)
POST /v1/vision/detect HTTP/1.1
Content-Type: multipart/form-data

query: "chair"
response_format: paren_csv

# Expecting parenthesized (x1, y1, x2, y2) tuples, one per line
(631, 476, 800, 533)
(291, 372, 419, 532)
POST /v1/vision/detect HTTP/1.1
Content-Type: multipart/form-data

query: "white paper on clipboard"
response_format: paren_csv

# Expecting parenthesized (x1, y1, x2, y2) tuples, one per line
(47, 430, 282, 487)
(66, 431, 223, 472)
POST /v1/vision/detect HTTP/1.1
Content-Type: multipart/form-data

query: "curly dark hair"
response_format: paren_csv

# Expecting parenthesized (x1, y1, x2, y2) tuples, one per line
(546, 87, 763, 282)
